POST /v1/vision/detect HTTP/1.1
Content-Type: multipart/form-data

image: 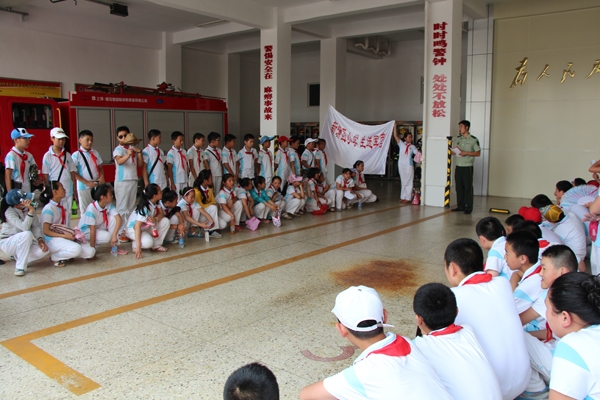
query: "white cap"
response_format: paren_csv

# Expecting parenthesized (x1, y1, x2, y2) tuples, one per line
(331, 285, 393, 332)
(304, 138, 318, 146)
(50, 127, 68, 139)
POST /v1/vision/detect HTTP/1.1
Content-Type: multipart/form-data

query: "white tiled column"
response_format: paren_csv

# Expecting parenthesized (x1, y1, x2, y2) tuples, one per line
(465, 5, 493, 196)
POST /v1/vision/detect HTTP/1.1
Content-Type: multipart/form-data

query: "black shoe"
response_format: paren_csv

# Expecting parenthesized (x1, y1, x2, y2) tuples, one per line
(464, 210, 472, 215)
(451, 208, 464, 212)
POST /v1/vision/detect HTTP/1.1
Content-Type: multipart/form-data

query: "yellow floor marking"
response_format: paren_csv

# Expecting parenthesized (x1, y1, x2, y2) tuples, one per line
(0, 205, 407, 300)
(1, 209, 449, 396)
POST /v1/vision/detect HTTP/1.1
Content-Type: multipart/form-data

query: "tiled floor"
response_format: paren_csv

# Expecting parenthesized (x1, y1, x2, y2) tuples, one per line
(0, 180, 530, 399)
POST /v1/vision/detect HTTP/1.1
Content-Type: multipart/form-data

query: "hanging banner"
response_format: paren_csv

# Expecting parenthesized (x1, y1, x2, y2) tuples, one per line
(0, 77, 61, 98)
(321, 105, 394, 174)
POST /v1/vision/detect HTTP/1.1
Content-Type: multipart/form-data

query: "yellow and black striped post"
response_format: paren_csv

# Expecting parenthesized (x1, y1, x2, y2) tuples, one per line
(445, 136, 452, 207)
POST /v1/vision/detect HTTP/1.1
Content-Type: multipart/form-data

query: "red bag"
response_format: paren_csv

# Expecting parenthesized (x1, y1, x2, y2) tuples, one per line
(311, 203, 328, 215)
(590, 220, 598, 243)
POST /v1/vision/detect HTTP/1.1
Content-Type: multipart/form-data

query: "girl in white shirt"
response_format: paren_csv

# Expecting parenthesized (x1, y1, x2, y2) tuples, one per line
(0, 189, 50, 276)
(352, 160, 377, 204)
(177, 186, 216, 238)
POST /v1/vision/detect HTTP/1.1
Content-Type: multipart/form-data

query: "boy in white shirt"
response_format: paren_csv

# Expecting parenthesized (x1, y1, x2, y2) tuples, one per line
(301, 138, 317, 174)
(72, 130, 105, 215)
(142, 129, 167, 190)
(257, 136, 274, 187)
(445, 238, 530, 400)
(476, 216, 513, 280)
(412, 282, 502, 400)
(42, 127, 77, 222)
(187, 132, 205, 186)
(238, 133, 258, 179)
(203, 132, 223, 193)
(299, 285, 452, 400)
(166, 131, 189, 198)
(313, 139, 329, 181)
(221, 134, 239, 182)
(5, 128, 38, 193)
(274, 136, 291, 184)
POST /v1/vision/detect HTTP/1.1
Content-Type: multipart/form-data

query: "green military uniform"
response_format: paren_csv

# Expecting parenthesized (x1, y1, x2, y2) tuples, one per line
(453, 134, 480, 213)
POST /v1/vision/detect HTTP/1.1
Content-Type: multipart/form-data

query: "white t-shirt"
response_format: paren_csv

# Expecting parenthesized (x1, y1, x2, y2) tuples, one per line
(484, 237, 513, 279)
(221, 147, 238, 176)
(42, 147, 77, 197)
(4, 146, 36, 191)
(113, 145, 139, 182)
(550, 324, 600, 399)
(126, 202, 157, 229)
(452, 272, 530, 400)
(323, 333, 452, 400)
(72, 148, 103, 191)
(78, 201, 118, 234)
(274, 148, 290, 179)
(258, 149, 273, 178)
(238, 147, 258, 178)
(551, 212, 587, 262)
(412, 324, 502, 400)
(142, 145, 167, 189)
(204, 146, 222, 177)
(540, 225, 564, 244)
(187, 145, 204, 177)
(167, 146, 189, 184)
(398, 141, 417, 165)
(335, 175, 354, 189)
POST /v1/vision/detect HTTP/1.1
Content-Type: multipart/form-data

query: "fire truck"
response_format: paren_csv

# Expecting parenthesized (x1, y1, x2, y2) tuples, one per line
(0, 82, 228, 185)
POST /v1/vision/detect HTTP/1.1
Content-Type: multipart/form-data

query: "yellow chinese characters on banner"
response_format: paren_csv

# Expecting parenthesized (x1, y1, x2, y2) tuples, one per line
(0, 78, 61, 98)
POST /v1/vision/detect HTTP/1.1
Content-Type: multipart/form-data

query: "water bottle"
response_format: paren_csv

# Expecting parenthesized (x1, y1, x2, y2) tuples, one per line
(178, 237, 185, 249)
(111, 245, 118, 257)
(358, 201, 362, 209)
(205, 230, 210, 242)
(71, 200, 78, 217)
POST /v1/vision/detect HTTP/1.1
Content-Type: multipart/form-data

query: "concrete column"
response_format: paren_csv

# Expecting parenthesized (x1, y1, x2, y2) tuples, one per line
(227, 53, 241, 136)
(422, 0, 463, 207)
(319, 37, 346, 183)
(259, 13, 291, 140)
(158, 32, 182, 88)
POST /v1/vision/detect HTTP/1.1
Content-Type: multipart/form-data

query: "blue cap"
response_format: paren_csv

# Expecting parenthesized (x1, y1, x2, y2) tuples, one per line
(5, 189, 34, 206)
(11, 128, 34, 140)
(259, 136, 274, 145)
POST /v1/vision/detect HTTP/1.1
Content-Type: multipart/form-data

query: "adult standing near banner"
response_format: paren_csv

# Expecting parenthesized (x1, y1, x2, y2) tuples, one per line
(452, 120, 480, 215)
(393, 125, 418, 204)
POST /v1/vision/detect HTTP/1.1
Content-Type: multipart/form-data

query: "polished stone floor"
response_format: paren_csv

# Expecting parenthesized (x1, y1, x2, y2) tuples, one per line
(0, 180, 530, 399)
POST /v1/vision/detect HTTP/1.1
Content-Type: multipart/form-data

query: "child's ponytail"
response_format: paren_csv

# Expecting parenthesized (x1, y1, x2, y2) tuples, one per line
(135, 183, 160, 216)
(39, 181, 60, 206)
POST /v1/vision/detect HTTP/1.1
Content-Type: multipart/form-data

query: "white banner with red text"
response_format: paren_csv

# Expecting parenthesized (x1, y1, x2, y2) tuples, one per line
(321, 105, 394, 175)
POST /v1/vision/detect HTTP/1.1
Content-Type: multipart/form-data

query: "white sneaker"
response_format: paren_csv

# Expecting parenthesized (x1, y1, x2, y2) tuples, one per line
(209, 231, 222, 239)
(14, 269, 25, 276)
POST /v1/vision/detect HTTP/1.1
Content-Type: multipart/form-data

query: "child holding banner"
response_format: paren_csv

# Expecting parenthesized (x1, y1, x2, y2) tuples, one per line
(393, 125, 418, 204)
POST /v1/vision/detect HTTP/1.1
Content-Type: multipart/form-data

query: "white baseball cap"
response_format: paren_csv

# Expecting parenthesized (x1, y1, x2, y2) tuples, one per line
(332, 285, 394, 332)
(50, 127, 68, 139)
(304, 138, 318, 146)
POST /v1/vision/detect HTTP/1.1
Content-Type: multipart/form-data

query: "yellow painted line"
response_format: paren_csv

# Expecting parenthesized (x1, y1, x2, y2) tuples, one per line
(1, 209, 449, 396)
(0, 205, 407, 300)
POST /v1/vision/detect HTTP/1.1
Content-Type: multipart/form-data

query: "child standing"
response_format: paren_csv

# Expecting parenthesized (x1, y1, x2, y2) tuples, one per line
(5, 128, 37, 193)
(187, 132, 205, 186)
(284, 174, 306, 217)
(394, 126, 418, 204)
(217, 174, 244, 233)
(0, 189, 50, 276)
(193, 169, 226, 236)
(238, 134, 258, 179)
(78, 184, 127, 255)
(126, 184, 170, 258)
(166, 131, 189, 197)
(301, 138, 317, 174)
(313, 139, 329, 182)
(335, 168, 358, 211)
(72, 130, 105, 215)
(274, 136, 291, 184)
(249, 176, 277, 223)
(142, 129, 167, 190)
(352, 160, 377, 204)
(288, 136, 301, 177)
(221, 134, 239, 183)
(42, 127, 77, 222)
(258, 136, 274, 187)
(204, 132, 223, 194)
(40, 181, 96, 266)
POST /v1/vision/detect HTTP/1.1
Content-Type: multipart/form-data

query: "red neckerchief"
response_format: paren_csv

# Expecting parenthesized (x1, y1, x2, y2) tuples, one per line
(262, 149, 272, 165)
(80, 147, 99, 177)
(53, 149, 66, 169)
(200, 186, 210, 201)
(221, 187, 236, 201)
(462, 272, 493, 285)
(11, 149, 28, 180)
(358, 172, 365, 185)
(123, 145, 135, 162)
(93, 201, 109, 228)
(244, 148, 255, 160)
(366, 335, 411, 358)
(208, 147, 221, 162)
(545, 322, 553, 343)
(195, 146, 202, 166)
(280, 148, 289, 164)
(523, 265, 542, 281)
(323, 151, 328, 165)
(176, 148, 187, 173)
(404, 143, 410, 154)
(56, 202, 66, 225)
(430, 324, 463, 337)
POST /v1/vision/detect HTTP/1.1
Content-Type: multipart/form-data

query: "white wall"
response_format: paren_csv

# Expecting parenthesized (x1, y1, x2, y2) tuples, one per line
(239, 56, 261, 137)
(291, 46, 321, 123)
(181, 48, 227, 98)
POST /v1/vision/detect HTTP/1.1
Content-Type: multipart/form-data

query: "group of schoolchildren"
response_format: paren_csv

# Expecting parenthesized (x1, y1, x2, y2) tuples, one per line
(224, 217, 600, 400)
(1, 127, 380, 276)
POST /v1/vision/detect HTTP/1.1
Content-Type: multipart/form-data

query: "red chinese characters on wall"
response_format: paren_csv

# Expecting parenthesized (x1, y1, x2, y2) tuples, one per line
(264, 45, 274, 80)
(432, 22, 447, 66)
(263, 45, 274, 120)
(432, 74, 447, 118)
(330, 121, 386, 149)
(263, 86, 273, 120)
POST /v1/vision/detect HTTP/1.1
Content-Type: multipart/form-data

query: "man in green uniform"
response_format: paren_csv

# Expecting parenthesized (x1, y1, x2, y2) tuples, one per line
(452, 120, 480, 214)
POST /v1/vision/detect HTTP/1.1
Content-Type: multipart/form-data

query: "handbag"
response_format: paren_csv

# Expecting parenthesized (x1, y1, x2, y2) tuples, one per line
(245, 217, 260, 231)
(311, 203, 328, 215)
(272, 210, 281, 227)
(590, 220, 598, 243)
(50, 224, 87, 244)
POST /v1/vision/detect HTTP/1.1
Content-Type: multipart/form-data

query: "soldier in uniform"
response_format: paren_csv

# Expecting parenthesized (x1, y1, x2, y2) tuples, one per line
(452, 120, 480, 214)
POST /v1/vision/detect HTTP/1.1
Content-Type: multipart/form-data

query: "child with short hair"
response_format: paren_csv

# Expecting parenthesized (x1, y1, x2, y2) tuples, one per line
(265, 176, 291, 219)
(249, 176, 278, 223)
(126, 183, 170, 258)
(444, 238, 530, 400)
(42, 127, 77, 223)
(167, 131, 189, 197)
(238, 133, 258, 179)
(193, 169, 226, 237)
(78, 184, 127, 255)
(284, 174, 305, 217)
(40, 181, 96, 266)
(236, 177, 255, 222)
(204, 132, 223, 193)
(159, 189, 185, 243)
(412, 282, 502, 400)
(257, 136, 274, 187)
(0, 189, 50, 276)
(222, 134, 239, 182)
(512, 219, 559, 261)
(142, 129, 167, 190)
(113, 126, 142, 243)
(476, 216, 512, 279)
(335, 168, 357, 211)
(554, 180, 573, 205)
(299, 285, 452, 400)
(187, 132, 205, 186)
(301, 138, 317, 173)
(274, 136, 291, 183)
(224, 362, 279, 400)
(5, 128, 37, 193)
(352, 160, 377, 204)
(72, 129, 105, 214)
(313, 139, 328, 181)
(393, 125, 418, 203)
(505, 214, 525, 235)
(288, 136, 301, 176)
(316, 170, 336, 211)
(177, 186, 220, 238)
(217, 174, 243, 233)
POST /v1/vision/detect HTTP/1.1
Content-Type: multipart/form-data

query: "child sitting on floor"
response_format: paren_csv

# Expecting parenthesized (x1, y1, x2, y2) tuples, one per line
(224, 362, 279, 400)
(476, 216, 512, 280)
(177, 186, 219, 239)
(284, 174, 305, 217)
(159, 189, 185, 243)
(126, 183, 170, 258)
(217, 174, 244, 233)
(249, 176, 278, 223)
(266, 176, 291, 220)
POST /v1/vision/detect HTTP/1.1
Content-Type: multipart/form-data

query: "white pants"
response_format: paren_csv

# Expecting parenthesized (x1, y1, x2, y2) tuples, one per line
(219, 201, 243, 226)
(274, 198, 286, 212)
(62, 195, 74, 225)
(198, 204, 226, 230)
(591, 244, 599, 275)
(174, 182, 186, 200)
(335, 190, 357, 210)
(213, 175, 222, 195)
(399, 163, 414, 201)
(321, 189, 335, 207)
(305, 198, 321, 212)
(0, 232, 49, 271)
(127, 217, 170, 249)
(356, 188, 377, 203)
(78, 188, 93, 218)
(524, 332, 554, 392)
(47, 237, 96, 261)
(284, 197, 306, 215)
(83, 215, 118, 245)
(253, 203, 268, 219)
(115, 180, 138, 233)
(165, 214, 181, 242)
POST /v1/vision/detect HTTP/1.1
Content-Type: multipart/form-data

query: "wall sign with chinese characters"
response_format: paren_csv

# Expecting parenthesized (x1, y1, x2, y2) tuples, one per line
(430, 21, 448, 118)
(510, 57, 600, 90)
(432, 22, 448, 66)
(263, 45, 274, 121)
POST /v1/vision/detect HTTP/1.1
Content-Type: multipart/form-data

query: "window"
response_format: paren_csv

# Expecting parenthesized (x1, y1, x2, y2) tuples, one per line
(308, 83, 320, 107)
(12, 103, 54, 129)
